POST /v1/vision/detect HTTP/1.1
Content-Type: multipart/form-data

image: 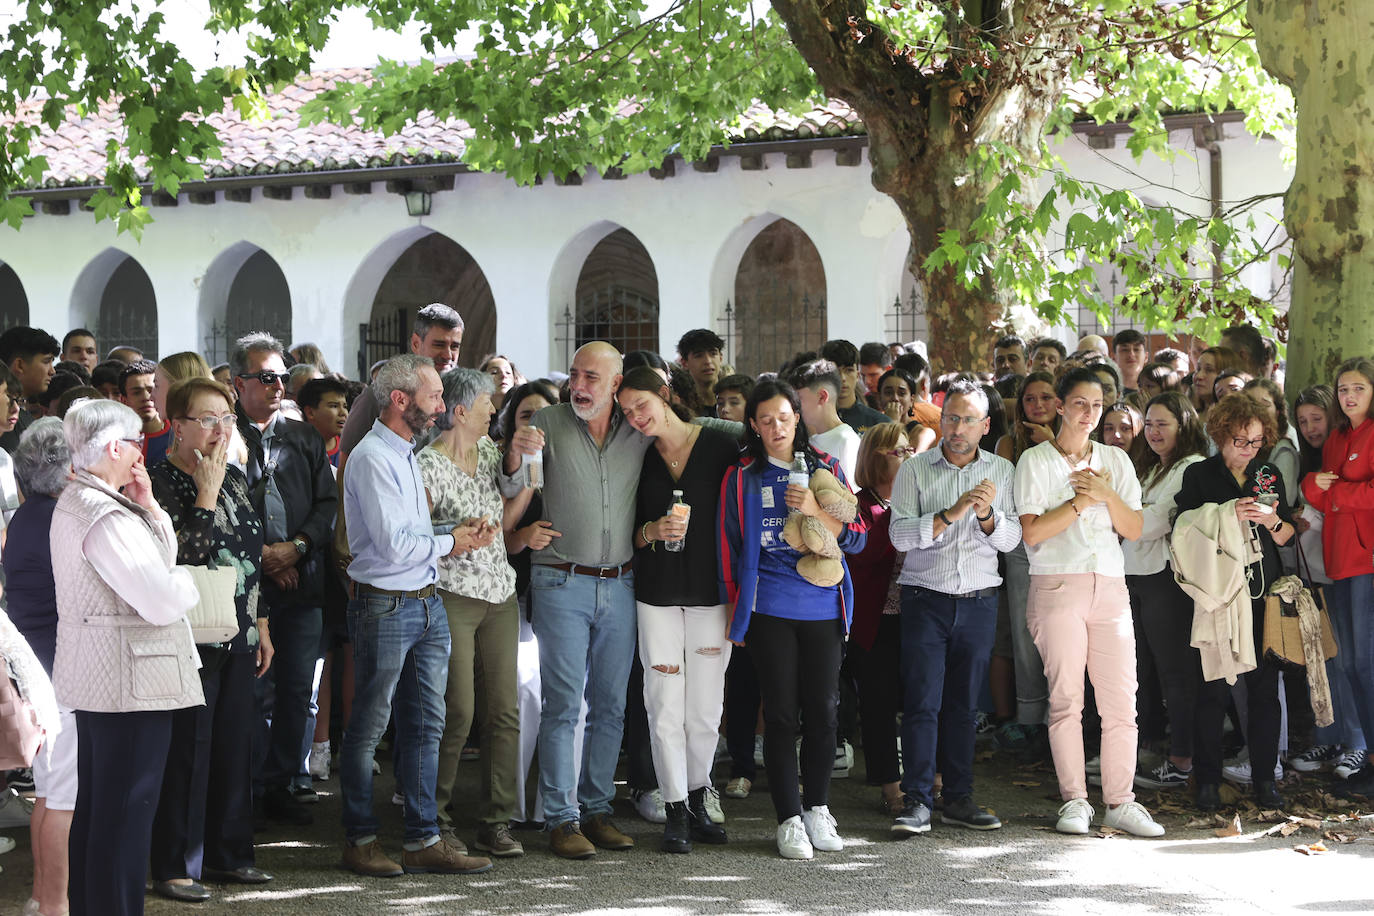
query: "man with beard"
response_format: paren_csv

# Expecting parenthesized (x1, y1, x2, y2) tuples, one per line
(339, 303, 464, 461)
(231, 333, 339, 827)
(502, 341, 651, 859)
(340, 353, 494, 877)
(888, 378, 1021, 837)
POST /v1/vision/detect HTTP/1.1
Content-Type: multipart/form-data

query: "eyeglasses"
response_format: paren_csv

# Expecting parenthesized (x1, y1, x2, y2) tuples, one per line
(1230, 436, 1266, 449)
(238, 370, 288, 386)
(7, 398, 22, 410)
(120, 435, 145, 449)
(181, 414, 237, 430)
(882, 446, 917, 458)
(940, 414, 986, 427)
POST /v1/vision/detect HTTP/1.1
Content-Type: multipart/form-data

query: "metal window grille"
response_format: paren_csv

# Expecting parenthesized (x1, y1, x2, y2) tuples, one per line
(357, 307, 409, 380)
(556, 286, 660, 368)
(716, 283, 826, 378)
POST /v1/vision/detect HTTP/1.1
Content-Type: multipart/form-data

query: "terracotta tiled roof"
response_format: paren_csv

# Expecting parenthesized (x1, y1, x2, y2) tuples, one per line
(14, 66, 864, 189)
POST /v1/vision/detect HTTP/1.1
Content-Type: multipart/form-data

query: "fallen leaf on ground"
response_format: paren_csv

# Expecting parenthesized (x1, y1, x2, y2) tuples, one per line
(1215, 814, 1243, 838)
(1185, 817, 1214, 828)
(1095, 826, 1124, 838)
(1294, 841, 1330, 855)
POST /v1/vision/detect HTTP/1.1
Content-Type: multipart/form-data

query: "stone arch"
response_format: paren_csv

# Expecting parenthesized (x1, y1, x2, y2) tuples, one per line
(724, 216, 828, 376)
(71, 248, 159, 359)
(344, 228, 495, 378)
(568, 226, 660, 361)
(0, 262, 29, 329)
(199, 241, 293, 364)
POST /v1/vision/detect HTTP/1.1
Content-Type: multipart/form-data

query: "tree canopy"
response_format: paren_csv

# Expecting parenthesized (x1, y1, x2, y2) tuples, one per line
(0, 0, 1298, 364)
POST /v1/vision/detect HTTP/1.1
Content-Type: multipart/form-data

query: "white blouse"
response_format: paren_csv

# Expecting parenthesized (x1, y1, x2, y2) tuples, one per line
(1122, 454, 1204, 576)
(1014, 440, 1142, 578)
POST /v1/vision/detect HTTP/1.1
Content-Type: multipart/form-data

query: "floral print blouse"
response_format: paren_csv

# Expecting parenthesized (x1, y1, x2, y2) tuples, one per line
(151, 460, 264, 652)
(417, 437, 516, 604)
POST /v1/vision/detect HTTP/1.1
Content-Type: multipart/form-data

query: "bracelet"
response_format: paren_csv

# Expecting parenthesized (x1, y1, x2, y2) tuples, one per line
(936, 510, 952, 527)
(640, 520, 654, 545)
(977, 509, 993, 522)
(1068, 499, 1081, 517)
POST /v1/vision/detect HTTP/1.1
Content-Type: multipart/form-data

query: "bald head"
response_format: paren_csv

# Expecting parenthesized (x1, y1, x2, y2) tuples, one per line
(569, 340, 623, 422)
(1077, 334, 1109, 358)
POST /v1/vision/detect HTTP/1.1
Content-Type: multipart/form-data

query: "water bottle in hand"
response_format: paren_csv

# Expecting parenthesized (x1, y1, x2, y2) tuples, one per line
(665, 489, 690, 553)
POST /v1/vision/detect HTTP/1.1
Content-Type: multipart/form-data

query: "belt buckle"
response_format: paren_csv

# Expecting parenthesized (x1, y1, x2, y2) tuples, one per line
(596, 566, 613, 579)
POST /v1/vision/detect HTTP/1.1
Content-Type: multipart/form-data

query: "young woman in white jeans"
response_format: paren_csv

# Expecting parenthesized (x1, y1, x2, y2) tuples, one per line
(1015, 367, 1163, 838)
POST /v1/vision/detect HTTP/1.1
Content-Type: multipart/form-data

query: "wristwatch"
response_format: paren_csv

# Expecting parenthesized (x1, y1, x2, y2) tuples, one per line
(292, 536, 309, 556)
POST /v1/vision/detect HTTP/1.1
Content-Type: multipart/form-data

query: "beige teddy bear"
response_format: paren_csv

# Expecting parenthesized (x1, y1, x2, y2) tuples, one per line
(781, 467, 859, 587)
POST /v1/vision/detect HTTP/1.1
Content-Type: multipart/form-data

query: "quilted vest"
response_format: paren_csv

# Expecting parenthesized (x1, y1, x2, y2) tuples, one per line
(50, 471, 204, 713)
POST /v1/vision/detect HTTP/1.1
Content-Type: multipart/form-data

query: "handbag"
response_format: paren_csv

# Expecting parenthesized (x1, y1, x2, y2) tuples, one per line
(0, 658, 43, 769)
(183, 560, 240, 644)
(1261, 540, 1337, 667)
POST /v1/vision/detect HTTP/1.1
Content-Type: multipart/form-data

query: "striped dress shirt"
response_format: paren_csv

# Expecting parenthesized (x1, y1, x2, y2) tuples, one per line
(889, 447, 1021, 593)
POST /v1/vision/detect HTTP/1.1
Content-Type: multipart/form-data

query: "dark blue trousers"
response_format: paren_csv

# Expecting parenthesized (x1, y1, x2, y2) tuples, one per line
(898, 586, 997, 807)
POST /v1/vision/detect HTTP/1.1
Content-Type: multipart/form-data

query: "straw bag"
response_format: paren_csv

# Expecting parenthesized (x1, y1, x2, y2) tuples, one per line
(1261, 539, 1336, 667)
(183, 560, 240, 644)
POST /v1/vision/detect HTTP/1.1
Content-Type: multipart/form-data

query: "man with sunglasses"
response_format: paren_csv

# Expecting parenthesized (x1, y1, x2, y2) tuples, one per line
(888, 378, 1021, 837)
(231, 332, 338, 827)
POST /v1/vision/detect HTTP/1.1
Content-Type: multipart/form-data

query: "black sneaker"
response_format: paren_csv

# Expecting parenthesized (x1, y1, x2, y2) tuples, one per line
(1134, 760, 1192, 790)
(290, 783, 320, 805)
(262, 786, 313, 825)
(891, 799, 932, 836)
(940, 795, 1002, 830)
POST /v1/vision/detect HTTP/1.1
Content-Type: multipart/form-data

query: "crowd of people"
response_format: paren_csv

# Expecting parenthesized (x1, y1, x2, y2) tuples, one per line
(0, 311, 1369, 914)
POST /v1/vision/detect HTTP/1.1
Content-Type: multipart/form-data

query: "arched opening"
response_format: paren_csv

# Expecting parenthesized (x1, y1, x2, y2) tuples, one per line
(357, 230, 495, 378)
(0, 262, 29, 328)
(199, 242, 292, 364)
(567, 227, 659, 363)
(72, 250, 158, 360)
(730, 217, 827, 376)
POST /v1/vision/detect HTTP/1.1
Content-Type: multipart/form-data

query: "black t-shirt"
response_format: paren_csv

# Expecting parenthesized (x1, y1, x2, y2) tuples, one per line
(837, 401, 890, 436)
(633, 426, 741, 607)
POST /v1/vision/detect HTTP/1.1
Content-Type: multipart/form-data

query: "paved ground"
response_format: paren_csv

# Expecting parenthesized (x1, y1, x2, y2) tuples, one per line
(4, 748, 1374, 915)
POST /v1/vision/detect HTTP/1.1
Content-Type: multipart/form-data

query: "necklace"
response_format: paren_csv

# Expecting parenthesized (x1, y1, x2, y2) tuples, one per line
(662, 425, 700, 469)
(1051, 437, 1092, 467)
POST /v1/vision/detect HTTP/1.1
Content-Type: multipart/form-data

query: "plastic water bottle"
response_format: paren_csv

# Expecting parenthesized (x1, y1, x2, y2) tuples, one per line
(521, 450, 543, 488)
(788, 451, 809, 514)
(664, 489, 690, 553)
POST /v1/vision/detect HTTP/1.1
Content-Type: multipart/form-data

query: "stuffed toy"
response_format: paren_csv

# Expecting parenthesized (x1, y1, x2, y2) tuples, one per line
(781, 467, 859, 587)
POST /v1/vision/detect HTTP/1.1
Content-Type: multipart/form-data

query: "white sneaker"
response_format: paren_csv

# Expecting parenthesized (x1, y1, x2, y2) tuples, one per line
(309, 741, 331, 780)
(0, 834, 14, 855)
(1288, 744, 1342, 773)
(776, 815, 813, 860)
(0, 789, 32, 829)
(832, 741, 853, 779)
(1056, 798, 1094, 835)
(802, 805, 843, 852)
(632, 788, 667, 824)
(703, 786, 725, 824)
(1222, 760, 1283, 785)
(1102, 801, 1165, 837)
(391, 791, 405, 807)
(1335, 748, 1368, 779)
(754, 735, 765, 768)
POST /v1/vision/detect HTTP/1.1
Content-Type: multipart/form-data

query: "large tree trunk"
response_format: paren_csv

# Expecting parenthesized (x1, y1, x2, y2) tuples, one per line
(772, 0, 1065, 371)
(1251, 0, 1374, 390)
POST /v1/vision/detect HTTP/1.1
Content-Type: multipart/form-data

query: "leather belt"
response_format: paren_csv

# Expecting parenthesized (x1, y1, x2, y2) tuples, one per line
(358, 583, 437, 600)
(911, 585, 998, 601)
(548, 561, 634, 579)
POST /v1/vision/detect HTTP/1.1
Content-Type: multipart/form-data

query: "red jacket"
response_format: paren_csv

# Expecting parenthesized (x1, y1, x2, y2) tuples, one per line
(1301, 418, 1374, 580)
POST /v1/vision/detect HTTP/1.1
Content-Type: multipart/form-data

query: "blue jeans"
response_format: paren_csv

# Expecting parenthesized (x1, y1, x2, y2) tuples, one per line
(340, 592, 450, 844)
(529, 565, 637, 826)
(1326, 574, 1374, 748)
(898, 586, 997, 807)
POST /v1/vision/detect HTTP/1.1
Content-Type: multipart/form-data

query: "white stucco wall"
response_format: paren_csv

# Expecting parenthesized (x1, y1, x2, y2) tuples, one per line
(0, 118, 1292, 377)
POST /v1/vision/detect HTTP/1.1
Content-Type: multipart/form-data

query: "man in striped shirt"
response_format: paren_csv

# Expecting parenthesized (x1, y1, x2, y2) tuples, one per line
(887, 378, 1021, 836)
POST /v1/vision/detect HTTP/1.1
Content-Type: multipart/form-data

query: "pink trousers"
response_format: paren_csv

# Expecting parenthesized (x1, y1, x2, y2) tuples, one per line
(1026, 573, 1138, 805)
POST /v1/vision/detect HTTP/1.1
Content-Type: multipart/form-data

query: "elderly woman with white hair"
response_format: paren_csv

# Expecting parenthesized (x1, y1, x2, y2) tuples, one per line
(50, 398, 202, 916)
(420, 367, 536, 858)
(4, 418, 74, 916)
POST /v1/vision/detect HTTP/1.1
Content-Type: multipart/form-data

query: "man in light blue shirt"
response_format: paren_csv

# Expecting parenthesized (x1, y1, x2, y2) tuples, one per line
(340, 353, 493, 878)
(888, 378, 1021, 837)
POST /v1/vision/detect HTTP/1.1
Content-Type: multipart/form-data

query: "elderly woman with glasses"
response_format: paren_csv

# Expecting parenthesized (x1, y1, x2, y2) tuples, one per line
(50, 398, 203, 916)
(419, 367, 537, 859)
(1174, 392, 1294, 811)
(147, 377, 275, 902)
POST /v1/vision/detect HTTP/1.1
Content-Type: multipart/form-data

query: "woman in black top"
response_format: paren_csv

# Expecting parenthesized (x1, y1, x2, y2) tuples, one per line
(618, 366, 740, 853)
(1173, 392, 1294, 812)
(149, 377, 273, 900)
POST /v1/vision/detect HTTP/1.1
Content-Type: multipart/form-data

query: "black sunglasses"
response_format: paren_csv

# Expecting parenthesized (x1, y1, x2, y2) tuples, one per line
(238, 370, 288, 386)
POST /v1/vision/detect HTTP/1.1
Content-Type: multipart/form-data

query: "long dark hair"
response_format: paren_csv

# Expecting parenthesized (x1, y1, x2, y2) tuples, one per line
(980, 383, 1008, 453)
(1009, 370, 1058, 461)
(1295, 384, 1335, 476)
(498, 378, 560, 444)
(618, 366, 693, 422)
(742, 378, 813, 466)
(1133, 391, 1208, 480)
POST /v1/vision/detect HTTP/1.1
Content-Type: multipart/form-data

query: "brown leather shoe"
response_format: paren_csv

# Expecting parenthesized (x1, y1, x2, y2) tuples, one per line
(548, 820, 597, 859)
(583, 813, 635, 850)
(402, 837, 494, 874)
(475, 822, 525, 857)
(341, 840, 403, 878)
(438, 825, 470, 854)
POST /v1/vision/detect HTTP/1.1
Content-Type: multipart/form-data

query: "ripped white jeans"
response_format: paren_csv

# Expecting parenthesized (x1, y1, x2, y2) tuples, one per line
(636, 601, 732, 803)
